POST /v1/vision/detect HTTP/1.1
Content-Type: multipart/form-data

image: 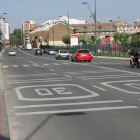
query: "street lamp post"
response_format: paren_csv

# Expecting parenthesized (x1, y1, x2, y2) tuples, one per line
(82, 0, 97, 56)
(109, 20, 112, 44)
(0, 13, 7, 18)
(118, 17, 120, 44)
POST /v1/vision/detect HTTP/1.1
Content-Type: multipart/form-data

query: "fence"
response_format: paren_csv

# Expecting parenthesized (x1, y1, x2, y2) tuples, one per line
(40, 44, 140, 57)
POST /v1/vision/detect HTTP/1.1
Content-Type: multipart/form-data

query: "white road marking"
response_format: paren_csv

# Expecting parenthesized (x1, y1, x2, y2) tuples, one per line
(7, 78, 71, 84)
(28, 61, 37, 65)
(14, 100, 124, 109)
(81, 75, 139, 80)
(3, 66, 8, 68)
(62, 63, 70, 65)
(101, 80, 140, 94)
(50, 69, 54, 71)
(78, 74, 134, 79)
(6, 73, 59, 78)
(124, 83, 140, 90)
(33, 64, 40, 66)
(13, 65, 19, 68)
(92, 85, 106, 91)
(42, 64, 50, 66)
(18, 48, 140, 77)
(52, 63, 60, 65)
(15, 106, 138, 116)
(15, 84, 99, 101)
(65, 75, 72, 78)
(64, 70, 118, 75)
(23, 65, 29, 67)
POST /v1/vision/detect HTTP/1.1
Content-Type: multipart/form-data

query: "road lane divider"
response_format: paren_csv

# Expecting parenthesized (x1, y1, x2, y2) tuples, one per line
(15, 106, 139, 116)
(14, 100, 124, 109)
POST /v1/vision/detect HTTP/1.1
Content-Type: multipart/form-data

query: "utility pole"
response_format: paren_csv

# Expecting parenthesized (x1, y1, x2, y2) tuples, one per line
(67, 11, 70, 49)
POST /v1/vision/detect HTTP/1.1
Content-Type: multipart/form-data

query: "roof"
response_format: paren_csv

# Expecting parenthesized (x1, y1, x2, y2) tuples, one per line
(73, 25, 116, 33)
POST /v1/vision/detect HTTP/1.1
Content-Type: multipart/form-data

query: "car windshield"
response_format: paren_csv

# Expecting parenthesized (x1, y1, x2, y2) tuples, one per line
(10, 50, 15, 52)
(50, 49, 54, 51)
(78, 50, 89, 53)
(60, 51, 68, 53)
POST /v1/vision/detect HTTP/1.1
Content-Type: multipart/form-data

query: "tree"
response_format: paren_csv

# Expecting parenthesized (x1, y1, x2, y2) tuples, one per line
(13, 29, 22, 45)
(10, 34, 18, 46)
(131, 34, 140, 43)
(62, 35, 70, 44)
(113, 32, 130, 44)
(96, 39, 102, 44)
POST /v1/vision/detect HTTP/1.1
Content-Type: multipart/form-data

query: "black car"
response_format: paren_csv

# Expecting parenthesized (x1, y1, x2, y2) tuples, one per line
(22, 46, 25, 50)
(44, 48, 49, 54)
(35, 49, 42, 55)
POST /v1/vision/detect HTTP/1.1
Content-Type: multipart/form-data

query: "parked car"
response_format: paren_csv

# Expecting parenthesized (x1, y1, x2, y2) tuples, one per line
(35, 49, 42, 55)
(25, 43, 32, 50)
(44, 48, 50, 54)
(22, 45, 25, 50)
(9, 50, 16, 56)
(87, 49, 93, 59)
(48, 49, 55, 55)
(71, 49, 91, 62)
(55, 50, 69, 60)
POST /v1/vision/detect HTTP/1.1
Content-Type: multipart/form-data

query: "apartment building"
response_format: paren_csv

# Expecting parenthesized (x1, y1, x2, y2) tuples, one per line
(22, 21, 40, 45)
(0, 18, 10, 46)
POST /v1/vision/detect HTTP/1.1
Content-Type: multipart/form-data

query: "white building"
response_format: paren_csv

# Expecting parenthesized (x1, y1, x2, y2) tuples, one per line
(0, 18, 10, 45)
(41, 16, 86, 25)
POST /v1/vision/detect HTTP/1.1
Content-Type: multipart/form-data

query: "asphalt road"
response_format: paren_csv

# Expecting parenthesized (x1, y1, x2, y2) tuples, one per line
(1, 48, 140, 140)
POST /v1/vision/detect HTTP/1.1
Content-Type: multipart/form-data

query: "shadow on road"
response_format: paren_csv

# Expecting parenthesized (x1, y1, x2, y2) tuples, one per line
(56, 112, 86, 116)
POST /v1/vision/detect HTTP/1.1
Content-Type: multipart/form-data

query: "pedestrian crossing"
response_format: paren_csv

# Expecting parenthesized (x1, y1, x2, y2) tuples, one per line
(1, 63, 72, 68)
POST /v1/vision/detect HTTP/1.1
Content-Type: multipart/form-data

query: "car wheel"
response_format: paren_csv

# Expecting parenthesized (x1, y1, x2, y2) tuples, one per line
(88, 60, 91, 62)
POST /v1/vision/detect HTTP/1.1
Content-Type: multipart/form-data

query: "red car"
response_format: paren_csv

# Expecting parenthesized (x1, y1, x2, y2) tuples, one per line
(71, 49, 91, 62)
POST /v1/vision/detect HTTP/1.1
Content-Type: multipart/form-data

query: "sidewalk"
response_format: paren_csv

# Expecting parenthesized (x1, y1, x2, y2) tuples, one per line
(0, 51, 10, 140)
(93, 56, 129, 60)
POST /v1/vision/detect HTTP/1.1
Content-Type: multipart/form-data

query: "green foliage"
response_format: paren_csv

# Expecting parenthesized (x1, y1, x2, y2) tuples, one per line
(10, 34, 19, 46)
(10, 29, 22, 45)
(113, 32, 130, 44)
(96, 39, 102, 44)
(62, 35, 70, 44)
(131, 34, 140, 43)
(78, 38, 94, 45)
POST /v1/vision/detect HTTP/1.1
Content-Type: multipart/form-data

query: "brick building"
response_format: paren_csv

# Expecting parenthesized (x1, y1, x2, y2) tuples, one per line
(29, 22, 75, 48)
(71, 22, 116, 40)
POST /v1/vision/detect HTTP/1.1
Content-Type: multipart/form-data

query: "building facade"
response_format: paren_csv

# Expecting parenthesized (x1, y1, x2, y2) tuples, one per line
(30, 22, 75, 48)
(41, 16, 86, 25)
(0, 18, 10, 46)
(22, 21, 40, 45)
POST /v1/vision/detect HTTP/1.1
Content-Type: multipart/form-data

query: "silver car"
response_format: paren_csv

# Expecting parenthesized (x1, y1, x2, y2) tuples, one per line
(9, 50, 16, 56)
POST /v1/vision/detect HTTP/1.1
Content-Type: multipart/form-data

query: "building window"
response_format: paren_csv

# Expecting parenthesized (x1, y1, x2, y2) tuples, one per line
(106, 32, 109, 34)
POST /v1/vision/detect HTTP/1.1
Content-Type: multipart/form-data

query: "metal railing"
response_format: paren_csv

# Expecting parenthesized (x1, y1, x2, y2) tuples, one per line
(40, 43, 140, 57)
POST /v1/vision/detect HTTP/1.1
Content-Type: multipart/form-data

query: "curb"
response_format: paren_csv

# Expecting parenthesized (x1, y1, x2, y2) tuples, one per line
(0, 63, 10, 140)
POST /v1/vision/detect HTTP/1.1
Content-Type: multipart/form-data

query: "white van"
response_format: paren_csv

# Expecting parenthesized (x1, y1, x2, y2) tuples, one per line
(25, 43, 32, 50)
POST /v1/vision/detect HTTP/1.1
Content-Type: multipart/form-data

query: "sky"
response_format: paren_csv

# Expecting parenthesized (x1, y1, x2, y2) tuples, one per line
(1, 0, 140, 33)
